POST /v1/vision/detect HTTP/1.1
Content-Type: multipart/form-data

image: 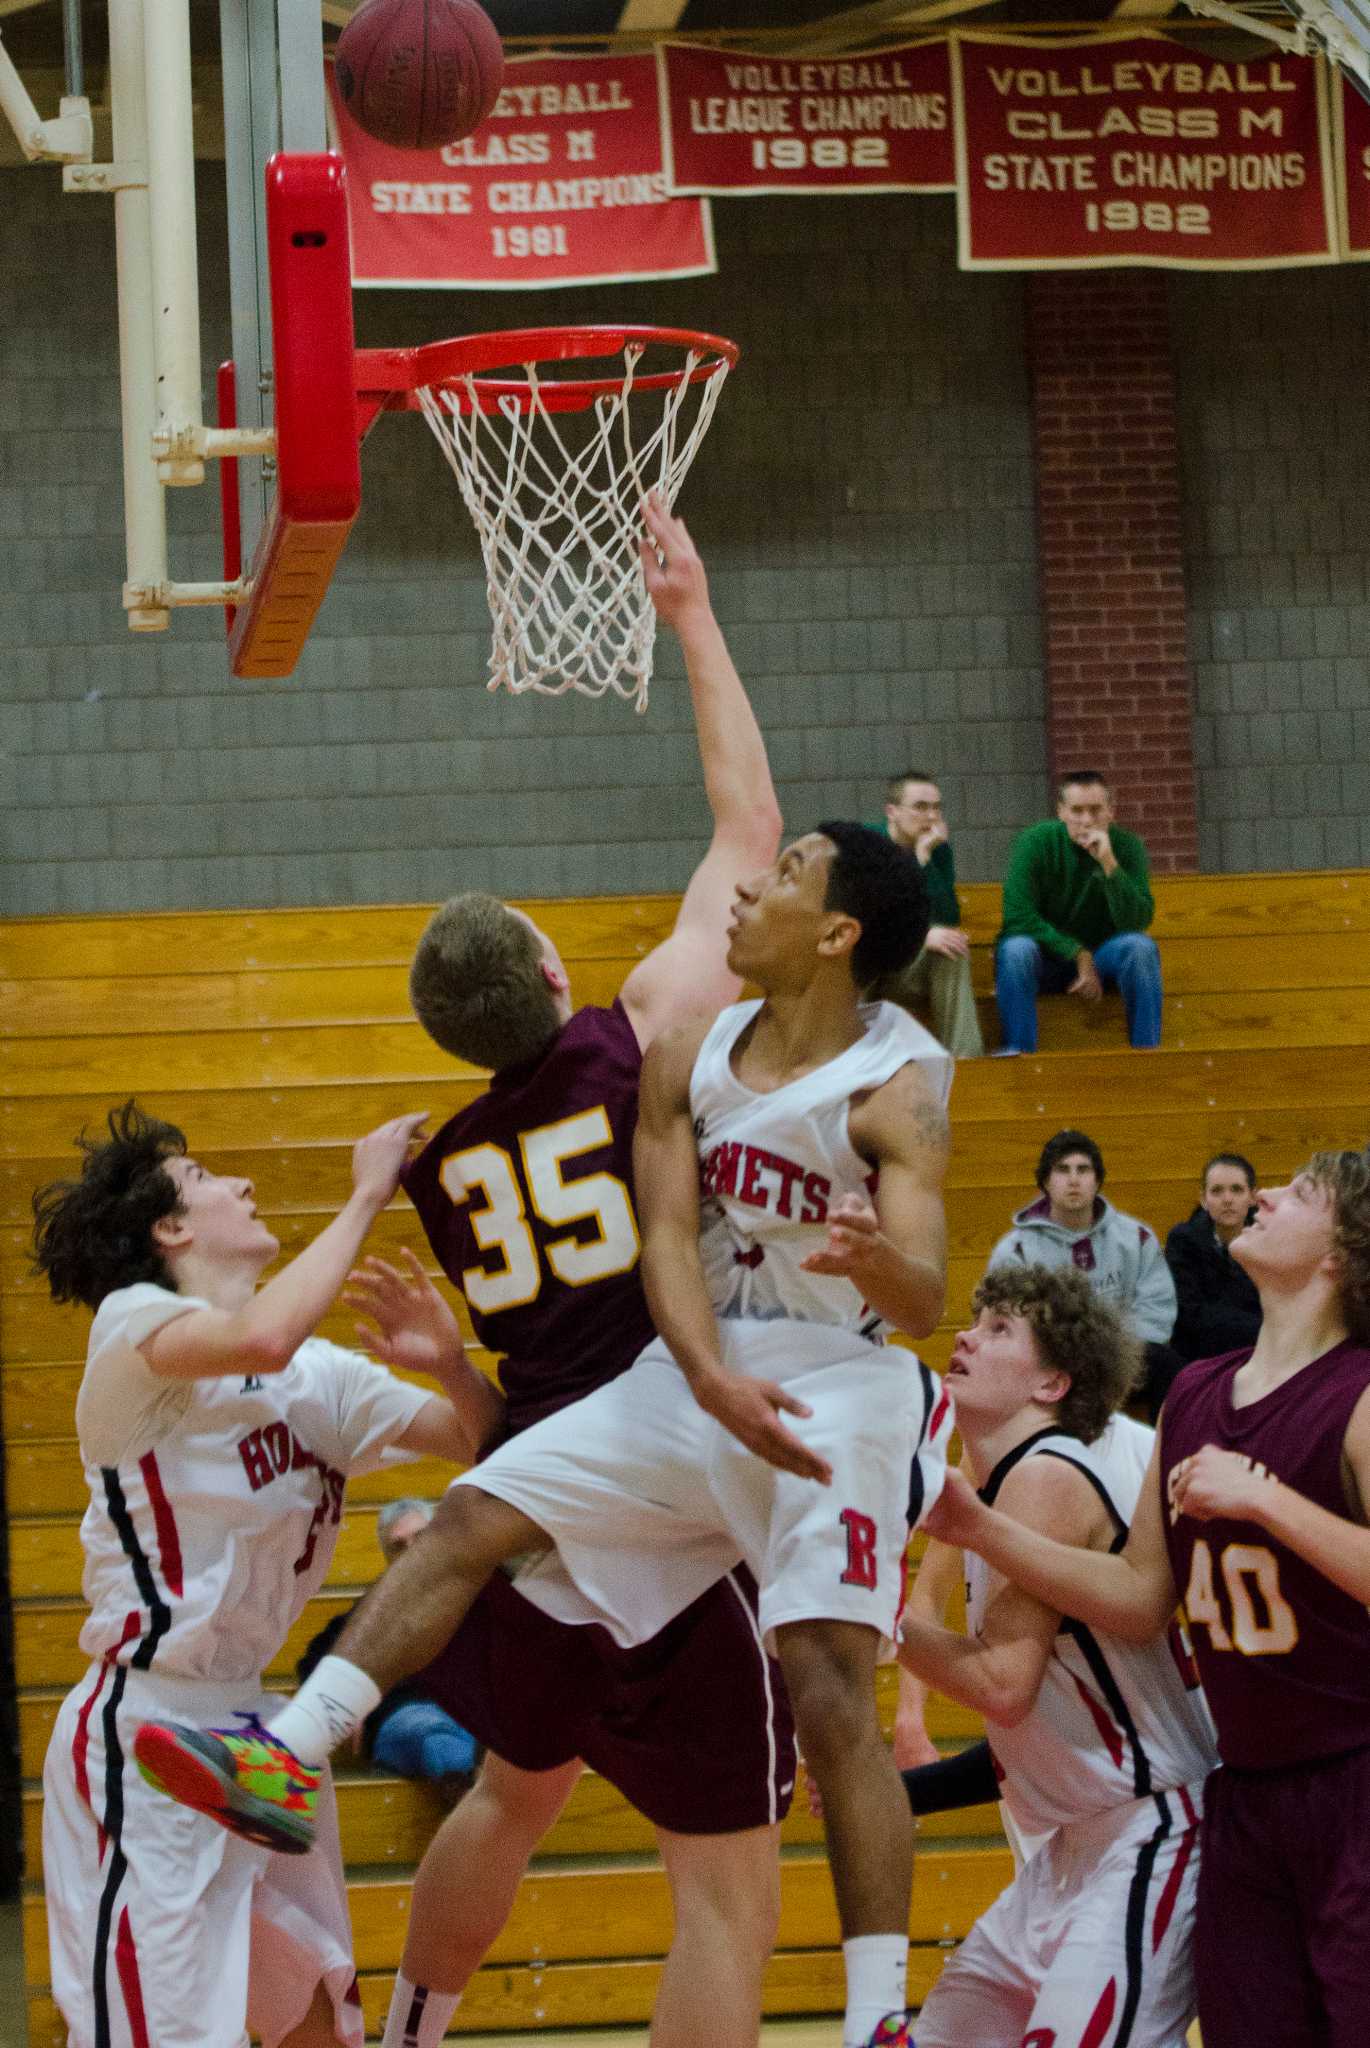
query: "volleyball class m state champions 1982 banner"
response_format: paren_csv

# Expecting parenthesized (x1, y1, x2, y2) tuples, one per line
(952, 31, 1338, 269)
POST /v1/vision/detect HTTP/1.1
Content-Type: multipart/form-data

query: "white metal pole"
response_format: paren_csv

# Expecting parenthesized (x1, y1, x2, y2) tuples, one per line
(143, 0, 204, 483)
(108, 0, 170, 629)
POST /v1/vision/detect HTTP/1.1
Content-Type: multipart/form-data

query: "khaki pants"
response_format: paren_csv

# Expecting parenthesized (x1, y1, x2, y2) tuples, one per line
(874, 945, 984, 1059)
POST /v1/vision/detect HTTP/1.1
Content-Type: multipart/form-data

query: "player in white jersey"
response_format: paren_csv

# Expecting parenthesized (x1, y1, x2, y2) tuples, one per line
(897, 1264, 1216, 2048)
(141, 820, 953, 2048)
(31, 1101, 492, 2048)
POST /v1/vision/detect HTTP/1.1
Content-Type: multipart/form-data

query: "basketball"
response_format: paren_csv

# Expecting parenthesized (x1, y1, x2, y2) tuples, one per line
(334, 0, 503, 151)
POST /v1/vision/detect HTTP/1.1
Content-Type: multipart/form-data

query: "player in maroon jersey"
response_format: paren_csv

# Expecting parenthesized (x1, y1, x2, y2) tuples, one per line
(922, 1147, 1370, 2046)
(141, 493, 795, 2048)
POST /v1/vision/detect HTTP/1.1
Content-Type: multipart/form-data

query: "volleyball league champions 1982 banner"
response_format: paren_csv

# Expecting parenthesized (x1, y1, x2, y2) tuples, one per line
(658, 41, 954, 193)
(952, 31, 1337, 270)
(331, 51, 715, 288)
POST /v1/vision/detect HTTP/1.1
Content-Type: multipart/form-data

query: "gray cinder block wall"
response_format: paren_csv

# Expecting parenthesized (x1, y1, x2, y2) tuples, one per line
(1172, 266, 1370, 873)
(0, 168, 1044, 915)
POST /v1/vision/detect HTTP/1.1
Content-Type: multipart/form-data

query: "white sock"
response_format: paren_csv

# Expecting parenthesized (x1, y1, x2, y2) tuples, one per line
(842, 1934, 909, 2046)
(268, 1655, 381, 1767)
(380, 1972, 461, 2048)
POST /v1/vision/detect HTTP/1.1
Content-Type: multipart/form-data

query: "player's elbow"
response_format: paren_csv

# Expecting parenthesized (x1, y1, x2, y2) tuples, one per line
(232, 1322, 295, 1376)
(982, 1672, 1039, 1729)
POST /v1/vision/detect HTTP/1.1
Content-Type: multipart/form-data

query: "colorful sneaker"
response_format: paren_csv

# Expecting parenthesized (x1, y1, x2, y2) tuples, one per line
(859, 2017, 912, 2048)
(133, 1715, 319, 1854)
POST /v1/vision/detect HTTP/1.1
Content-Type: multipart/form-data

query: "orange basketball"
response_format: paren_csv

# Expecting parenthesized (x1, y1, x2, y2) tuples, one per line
(334, 0, 504, 151)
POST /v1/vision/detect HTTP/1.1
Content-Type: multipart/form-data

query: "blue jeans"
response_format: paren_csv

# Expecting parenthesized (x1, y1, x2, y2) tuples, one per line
(369, 1697, 479, 1781)
(994, 931, 1163, 1053)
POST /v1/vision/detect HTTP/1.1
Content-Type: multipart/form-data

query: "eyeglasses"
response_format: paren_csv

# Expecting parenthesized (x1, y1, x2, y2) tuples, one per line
(898, 800, 942, 813)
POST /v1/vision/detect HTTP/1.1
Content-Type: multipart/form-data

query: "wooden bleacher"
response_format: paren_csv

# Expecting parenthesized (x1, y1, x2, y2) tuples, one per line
(5, 870, 1370, 2044)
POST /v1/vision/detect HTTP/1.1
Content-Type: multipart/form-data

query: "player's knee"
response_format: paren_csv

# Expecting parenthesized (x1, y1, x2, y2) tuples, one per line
(428, 1483, 546, 1576)
(777, 1630, 879, 1767)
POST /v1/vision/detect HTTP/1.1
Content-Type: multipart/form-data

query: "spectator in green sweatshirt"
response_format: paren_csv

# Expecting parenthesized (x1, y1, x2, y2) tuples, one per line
(995, 771, 1161, 1054)
(872, 771, 984, 1059)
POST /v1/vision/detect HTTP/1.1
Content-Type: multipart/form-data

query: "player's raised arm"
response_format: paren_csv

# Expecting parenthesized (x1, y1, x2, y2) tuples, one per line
(634, 1024, 832, 1483)
(927, 1433, 1180, 1644)
(619, 494, 782, 1048)
(803, 1061, 949, 1340)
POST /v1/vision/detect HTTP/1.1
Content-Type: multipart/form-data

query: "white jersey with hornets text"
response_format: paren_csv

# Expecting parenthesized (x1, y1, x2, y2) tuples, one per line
(969, 1415, 1216, 1836)
(73, 1282, 432, 1684)
(691, 997, 953, 1332)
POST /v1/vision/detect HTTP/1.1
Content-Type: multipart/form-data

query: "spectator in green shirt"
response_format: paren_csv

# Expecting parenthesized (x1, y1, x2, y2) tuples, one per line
(872, 771, 984, 1058)
(995, 771, 1162, 1054)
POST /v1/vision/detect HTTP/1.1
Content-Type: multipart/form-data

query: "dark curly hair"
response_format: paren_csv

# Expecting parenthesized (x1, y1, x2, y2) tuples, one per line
(972, 1263, 1142, 1443)
(816, 820, 931, 988)
(31, 1100, 187, 1310)
(1303, 1148, 1370, 1343)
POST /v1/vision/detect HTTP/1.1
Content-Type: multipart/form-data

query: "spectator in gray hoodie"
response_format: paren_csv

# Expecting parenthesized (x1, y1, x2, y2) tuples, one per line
(986, 1128, 1182, 1419)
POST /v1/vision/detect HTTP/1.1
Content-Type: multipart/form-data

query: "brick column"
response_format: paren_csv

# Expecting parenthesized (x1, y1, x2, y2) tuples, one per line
(1026, 271, 1200, 873)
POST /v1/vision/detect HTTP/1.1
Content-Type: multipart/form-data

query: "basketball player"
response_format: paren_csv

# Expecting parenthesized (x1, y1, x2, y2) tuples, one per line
(899, 1266, 1215, 2047)
(31, 1102, 490, 2048)
(924, 1149, 1370, 2046)
(140, 493, 795, 2048)
(142, 820, 953, 2048)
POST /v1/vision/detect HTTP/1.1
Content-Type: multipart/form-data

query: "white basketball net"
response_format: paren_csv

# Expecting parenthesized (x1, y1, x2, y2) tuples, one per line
(416, 340, 730, 714)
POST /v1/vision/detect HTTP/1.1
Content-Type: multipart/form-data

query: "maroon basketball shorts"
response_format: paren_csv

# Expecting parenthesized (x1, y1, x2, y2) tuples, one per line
(1194, 1742, 1370, 2047)
(409, 1564, 796, 1835)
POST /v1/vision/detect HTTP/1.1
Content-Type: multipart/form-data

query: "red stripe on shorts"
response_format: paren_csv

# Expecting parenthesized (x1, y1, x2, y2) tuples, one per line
(1079, 1975, 1118, 2048)
(72, 1661, 111, 1814)
(138, 1451, 184, 1596)
(1151, 1811, 1200, 1953)
(115, 1905, 152, 2048)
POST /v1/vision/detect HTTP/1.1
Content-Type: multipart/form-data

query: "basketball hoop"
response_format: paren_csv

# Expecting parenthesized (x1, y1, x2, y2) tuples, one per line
(355, 326, 738, 714)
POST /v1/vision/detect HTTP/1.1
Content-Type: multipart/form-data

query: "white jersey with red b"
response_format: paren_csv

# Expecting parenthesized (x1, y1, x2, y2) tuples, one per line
(471, 997, 956, 1651)
(917, 1416, 1215, 2048)
(45, 1281, 432, 2048)
(694, 996, 953, 1330)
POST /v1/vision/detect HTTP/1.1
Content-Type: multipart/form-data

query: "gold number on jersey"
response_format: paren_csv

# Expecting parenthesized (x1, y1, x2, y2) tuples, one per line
(441, 1143, 541, 1314)
(521, 1108, 640, 1287)
(1183, 1538, 1299, 1657)
(1223, 1543, 1299, 1656)
(440, 1110, 639, 1313)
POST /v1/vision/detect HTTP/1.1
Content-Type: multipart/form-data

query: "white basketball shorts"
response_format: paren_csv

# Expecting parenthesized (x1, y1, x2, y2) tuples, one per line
(463, 1317, 951, 1651)
(43, 1664, 363, 2048)
(916, 1778, 1204, 2048)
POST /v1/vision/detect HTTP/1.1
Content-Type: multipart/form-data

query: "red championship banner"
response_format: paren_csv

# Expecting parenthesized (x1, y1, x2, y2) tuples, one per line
(658, 39, 954, 193)
(331, 52, 715, 289)
(952, 31, 1337, 270)
(1334, 73, 1370, 257)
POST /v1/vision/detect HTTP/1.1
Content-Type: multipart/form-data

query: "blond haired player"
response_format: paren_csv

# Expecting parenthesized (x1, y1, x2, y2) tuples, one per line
(31, 1104, 486, 2048)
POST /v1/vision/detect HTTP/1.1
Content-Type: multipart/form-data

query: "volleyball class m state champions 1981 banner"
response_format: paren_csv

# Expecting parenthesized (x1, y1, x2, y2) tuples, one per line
(331, 51, 716, 289)
(331, 34, 1364, 283)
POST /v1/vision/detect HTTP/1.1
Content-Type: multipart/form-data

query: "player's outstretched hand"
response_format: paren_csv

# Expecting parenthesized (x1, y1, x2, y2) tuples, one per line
(1168, 1444, 1275, 1526)
(800, 1195, 881, 1281)
(345, 1247, 466, 1378)
(639, 489, 710, 630)
(351, 1112, 429, 1208)
(922, 1467, 985, 1549)
(696, 1372, 833, 1484)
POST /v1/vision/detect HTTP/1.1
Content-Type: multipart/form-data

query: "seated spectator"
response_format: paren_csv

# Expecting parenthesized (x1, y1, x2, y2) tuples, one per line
(995, 770, 1161, 1054)
(1165, 1152, 1262, 1364)
(871, 770, 984, 1059)
(986, 1127, 1183, 1419)
(298, 1498, 479, 1807)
